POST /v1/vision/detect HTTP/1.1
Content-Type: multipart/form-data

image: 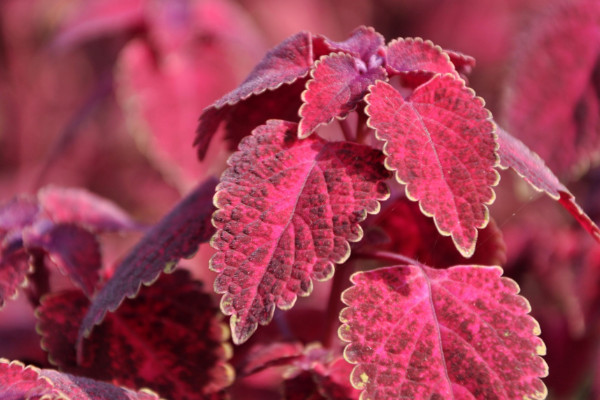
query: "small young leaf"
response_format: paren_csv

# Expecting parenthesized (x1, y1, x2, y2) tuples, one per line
(339, 265, 548, 399)
(211, 120, 390, 344)
(323, 25, 385, 61)
(496, 127, 600, 242)
(385, 37, 457, 87)
(78, 177, 217, 342)
(195, 32, 327, 159)
(0, 358, 160, 400)
(23, 223, 101, 297)
(39, 186, 140, 233)
(37, 270, 233, 399)
(366, 77, 499, 257)
(298, 53, 386, 138)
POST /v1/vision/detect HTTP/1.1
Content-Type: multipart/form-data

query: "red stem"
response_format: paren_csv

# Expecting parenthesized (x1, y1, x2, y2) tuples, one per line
(323, 261, 356, 349)
(338, 118, 354, 142)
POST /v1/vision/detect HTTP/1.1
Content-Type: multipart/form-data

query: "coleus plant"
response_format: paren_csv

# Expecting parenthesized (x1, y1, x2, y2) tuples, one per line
(2, 25, 600, 399)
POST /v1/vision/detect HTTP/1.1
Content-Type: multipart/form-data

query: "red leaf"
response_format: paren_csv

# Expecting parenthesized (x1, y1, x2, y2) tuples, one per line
(364, 196, 506, 268)
(77, 177, 217, 342)
(195, 32, 328, 159)
(210, 120, 390, 344)
(0, 248, 31, 309)
(385, 38, 458, 87)
(501, 0, 600, 175)
(445, 49, 476, 77)
(298, 53, 386, 138)
(37, 270, 233, 398)
(496, 127, 600, 242)
(24, 223, 101, 297)
(339, 265, 548, 399)
(39, 186, 140, 233)
(366, 77, 499, 257)
(324, 25, 385, 61)
(0, 358, 160, 400)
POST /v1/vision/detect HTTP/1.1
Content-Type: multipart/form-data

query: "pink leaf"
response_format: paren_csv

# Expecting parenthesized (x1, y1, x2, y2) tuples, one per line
(339, 265, 548, 399)
(39, 186, 139, 233)
(324, 25, 385, 61)
(77, 177, 217, 342)
(0, 358, 160, 400)
(24, 223, 101, 297)
(210, 120, 390, 344)
(298, 53, 386, 138)
(366, 77, 499, 257)
(385, 38, 458, 87)
(37, 270, 233, 398)
(496, 127, 600, 242)
(445, 49, 476, 77)
(501, 0, 600, 175)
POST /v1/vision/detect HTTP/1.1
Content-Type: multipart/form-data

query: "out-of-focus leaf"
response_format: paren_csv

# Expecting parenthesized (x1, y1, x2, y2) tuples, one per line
(39, 186, 140, 233)
(361, 196, 506, 267)
(210, 120, 390, 344)
(0, 248, 31, 310)
(239, 341, 304, 376)
(23, 223, 101, 297)
(77, 177, 217, 342)
(366, 76, 498, 257)
(0, 196, 39, 233)
(496, 127, 600, 243)
(501, 0, 600, 176)
(339, 264, 548, 399)
(298, 53, 386, 138)
(37, 270, 233, 399)
(0, 358, 160, 400)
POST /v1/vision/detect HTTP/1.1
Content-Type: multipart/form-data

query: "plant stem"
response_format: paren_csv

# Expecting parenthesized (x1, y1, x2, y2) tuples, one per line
(355, 111, 369, 144)
(352, 249, 426, 267)
(338, 118, 354, 142)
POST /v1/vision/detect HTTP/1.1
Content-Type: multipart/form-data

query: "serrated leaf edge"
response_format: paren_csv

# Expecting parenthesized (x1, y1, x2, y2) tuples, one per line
(365, 75, 500, 258)
(385, 37, 458, 77)
(337, 265, 548, 399)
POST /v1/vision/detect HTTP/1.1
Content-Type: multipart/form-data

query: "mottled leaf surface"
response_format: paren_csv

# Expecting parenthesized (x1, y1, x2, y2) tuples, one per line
(78, 177, 217, 341)
(211, 120, 390, 344)
(39, 186, 140, 233)
(501, 0, 600, 175)
(38, 270, 233, 399)
(0, 358, 160, 400)
(298, 53, 386, 138)
(366, 77, 498, 257)
(363, 197, 506, 267)
(497, 127, 600, 242)
(386, 38, 457, 87)
(339, 265, 548, 399)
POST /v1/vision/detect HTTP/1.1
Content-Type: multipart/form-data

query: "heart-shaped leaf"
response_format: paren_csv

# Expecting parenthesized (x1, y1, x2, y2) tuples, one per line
(37, 270, 233, 398)
(211, 120, 390, 344)
(0, 358, 160, 400)
(78, 177, 217, 342)
(496, 127, 600, 242)
(298, 53, 386, 138)
(339, 264, 548, 399)
(366, 76, 499, 257)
